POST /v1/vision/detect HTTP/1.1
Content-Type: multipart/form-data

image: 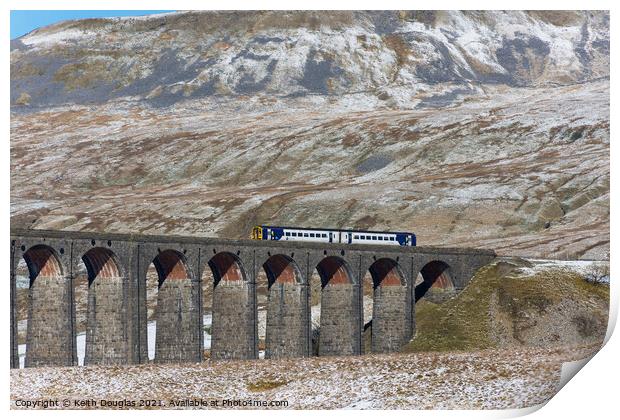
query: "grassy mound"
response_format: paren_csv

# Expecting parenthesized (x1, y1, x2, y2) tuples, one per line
(403, 259, 609, 353)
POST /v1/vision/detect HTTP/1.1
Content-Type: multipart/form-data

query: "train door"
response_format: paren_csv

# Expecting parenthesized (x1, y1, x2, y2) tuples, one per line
(348, 233, 352, 244)
(329, 232, 333, 243)
(338, 232, 342, 243)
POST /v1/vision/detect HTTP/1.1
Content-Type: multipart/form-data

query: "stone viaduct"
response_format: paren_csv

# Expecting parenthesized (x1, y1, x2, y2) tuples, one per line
(9, 228, 495, 368)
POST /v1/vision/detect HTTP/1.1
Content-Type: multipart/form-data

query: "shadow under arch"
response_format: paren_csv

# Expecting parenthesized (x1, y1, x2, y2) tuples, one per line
(21, 244, 72, 368)
(314, 256, 360, 356)
(82, 247, 123, 286)
(263, 254, 302, 287)
(152, 249, 192, 285)
(208, 252, 247, 286)
(23, 244, 64, 283)
(415, 260, 454, 303)
(262, 254, 307, 359)
(207, 251, 254, 360)
(81, 247, 126, 366)
(368, 258, 405, 288)
(316, 256, 353, 287)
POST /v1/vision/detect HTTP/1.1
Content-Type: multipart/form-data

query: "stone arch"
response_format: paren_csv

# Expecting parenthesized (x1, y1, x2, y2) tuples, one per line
(22, 245, 72, 367)
(415, 260, 455, 303)
(262, 255, 307, 359)
(153, 249, 193, 284)
(149, 249, 200, 363)
(367, 258, 409, 353)
(369, 258, 405, 288)
(82, 247, 126, 365)
(315, 256, 360, 356)
(209, 252, 246, 285)
(82, 247, 123, 284)
(207, 252, 254, 359)
(263, 254, 302, 286)
(23, 245, 64, 280)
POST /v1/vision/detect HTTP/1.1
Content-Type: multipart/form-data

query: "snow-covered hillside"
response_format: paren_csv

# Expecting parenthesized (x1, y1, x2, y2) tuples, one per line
(10, 11, 609, 258)
(11, 11, 609, 109)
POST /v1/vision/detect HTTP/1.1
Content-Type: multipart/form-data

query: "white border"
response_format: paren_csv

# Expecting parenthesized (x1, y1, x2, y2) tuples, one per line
(4, 1, 617, 419)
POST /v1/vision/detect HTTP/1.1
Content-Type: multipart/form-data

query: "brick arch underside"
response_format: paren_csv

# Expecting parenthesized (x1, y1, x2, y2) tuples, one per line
(316, 257, 359, 357)
(151, 250, 200, 363)
(82, 248, 126, 366)
(23, 245, 72, 367)
(368, 259, 409, 353)
(263, 255, 307, 359)
(415, 261, 454, 302)
(208, 253, 254, 360)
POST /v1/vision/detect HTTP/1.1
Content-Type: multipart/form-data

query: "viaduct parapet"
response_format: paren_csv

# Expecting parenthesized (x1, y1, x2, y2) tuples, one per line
(9, 228, 496, 368)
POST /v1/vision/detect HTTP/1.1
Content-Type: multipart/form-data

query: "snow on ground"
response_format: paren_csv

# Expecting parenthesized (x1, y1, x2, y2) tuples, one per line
(10, 344, 600, 410)
(514, 259, 609, 282)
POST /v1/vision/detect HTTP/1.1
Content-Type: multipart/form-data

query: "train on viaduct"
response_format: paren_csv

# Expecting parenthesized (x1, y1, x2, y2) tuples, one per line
(9, 228, 495, 368)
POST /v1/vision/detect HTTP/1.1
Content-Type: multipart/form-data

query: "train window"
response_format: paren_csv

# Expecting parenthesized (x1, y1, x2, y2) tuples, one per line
(304, 233, 309, 237)
(372, 236, 377, 240)
(310, 233, 315, 237)
(354, 235, 359, 239)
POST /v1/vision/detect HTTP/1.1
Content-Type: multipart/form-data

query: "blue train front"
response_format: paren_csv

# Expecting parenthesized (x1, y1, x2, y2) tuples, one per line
(251, 225, 416, 246)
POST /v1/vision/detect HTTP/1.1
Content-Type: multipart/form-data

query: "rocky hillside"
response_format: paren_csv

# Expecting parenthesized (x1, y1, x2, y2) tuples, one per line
(10, 11, 610, 258)
(405, 258, 609, 353)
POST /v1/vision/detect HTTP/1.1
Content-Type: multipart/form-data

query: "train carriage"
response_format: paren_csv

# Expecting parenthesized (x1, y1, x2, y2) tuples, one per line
(251, 225, 416, 246)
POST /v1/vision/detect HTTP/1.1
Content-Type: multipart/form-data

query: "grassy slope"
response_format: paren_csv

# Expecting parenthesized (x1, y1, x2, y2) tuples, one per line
(403, 260, 610, 352)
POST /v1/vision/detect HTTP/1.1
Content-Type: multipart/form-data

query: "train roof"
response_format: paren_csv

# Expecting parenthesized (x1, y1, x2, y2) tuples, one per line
(258, 225, 415, 236)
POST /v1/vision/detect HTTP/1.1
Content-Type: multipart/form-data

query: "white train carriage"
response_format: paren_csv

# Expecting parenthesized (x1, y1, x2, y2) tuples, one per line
(251, 225, 416, 246)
